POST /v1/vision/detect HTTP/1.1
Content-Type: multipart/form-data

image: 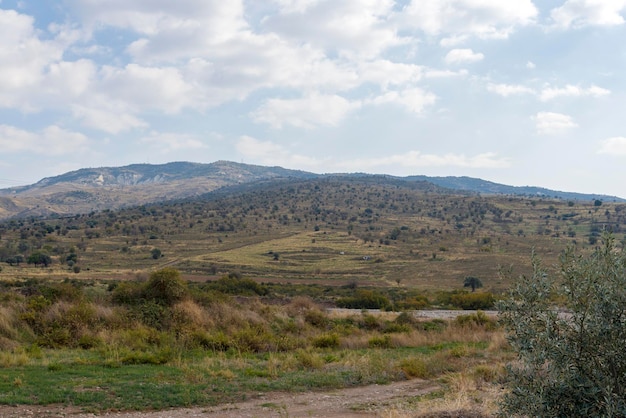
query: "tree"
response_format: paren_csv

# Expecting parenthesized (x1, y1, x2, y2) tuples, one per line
(151, 248, 162, 259)
(463, 276, 482, 292)
(27, 252, 52, 268)
(5, 255, 23, 266)
(498, 234, 626, 417)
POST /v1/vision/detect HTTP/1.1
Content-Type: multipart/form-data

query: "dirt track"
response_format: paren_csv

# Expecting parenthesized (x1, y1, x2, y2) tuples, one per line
(0, 379, 439, 418)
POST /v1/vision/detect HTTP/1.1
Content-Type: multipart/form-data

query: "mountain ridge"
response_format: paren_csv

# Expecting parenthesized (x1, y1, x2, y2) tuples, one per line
(0, 161, 622, 220)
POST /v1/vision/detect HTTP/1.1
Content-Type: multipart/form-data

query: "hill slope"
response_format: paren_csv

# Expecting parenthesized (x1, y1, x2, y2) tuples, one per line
(1, 175, 623, 290)
(0, 161, 318, 219)
(0, 160, 622, 220)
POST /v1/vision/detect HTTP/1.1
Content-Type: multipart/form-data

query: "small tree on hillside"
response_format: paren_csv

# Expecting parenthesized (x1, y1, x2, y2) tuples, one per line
(498, 234, 626, 417)
(27, 252, 52, 268)
(463, 276, 482, 292)
(151, 248, 162, 259)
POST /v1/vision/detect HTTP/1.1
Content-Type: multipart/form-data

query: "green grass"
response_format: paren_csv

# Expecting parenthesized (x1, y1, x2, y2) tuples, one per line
(0, 338, 500, 412)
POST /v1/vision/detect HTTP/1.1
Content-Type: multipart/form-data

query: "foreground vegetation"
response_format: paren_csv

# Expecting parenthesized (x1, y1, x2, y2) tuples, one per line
(500, 235, 626, 417)
(0, 269, 505, 414)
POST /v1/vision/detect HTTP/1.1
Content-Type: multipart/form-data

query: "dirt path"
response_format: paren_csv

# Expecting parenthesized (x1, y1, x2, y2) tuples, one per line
(0, 379, 438, 418)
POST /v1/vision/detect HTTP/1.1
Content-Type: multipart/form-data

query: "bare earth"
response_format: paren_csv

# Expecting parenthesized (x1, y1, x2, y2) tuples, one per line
(0, 379, 438, 418)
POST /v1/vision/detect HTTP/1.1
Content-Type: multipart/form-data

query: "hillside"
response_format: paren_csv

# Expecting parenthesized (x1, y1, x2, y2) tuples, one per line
(1, 175, 623, 291)
(0, 161, 622, 220)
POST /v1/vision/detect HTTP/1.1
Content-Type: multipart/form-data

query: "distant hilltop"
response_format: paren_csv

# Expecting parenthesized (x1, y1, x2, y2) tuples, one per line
(0, 160, 622, 220)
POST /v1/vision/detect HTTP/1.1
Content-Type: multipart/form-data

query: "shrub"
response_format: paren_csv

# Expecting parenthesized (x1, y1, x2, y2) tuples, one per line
(399, 357, 430, 379)
(395, 295, 430, 310)
(208, 275, 268, 296)
(449, 292, 495, 310)
(191, 330, 231, 351)
(499, 234, 626, 417)
(336, 290, 391, 310)
(233, 325, 273, 352)
(143, 268, 188, 306)
(303, 309, 329, 328)
(454, 311, 495, 329)
(368, 335, 393, 348)
(312, 333, 340, 349)
(110, 281, 143, 305)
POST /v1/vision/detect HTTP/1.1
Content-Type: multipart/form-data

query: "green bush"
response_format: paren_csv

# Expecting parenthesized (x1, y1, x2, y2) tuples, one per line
(499, 234, 626, 417)
(143, 268, 188, 306)
(449, 291, 495, 310)
(191, 330, 231, 351)
(207, 275, 268, 296)
(110, 281, 144, 305)
(312, 333, 340, 349)
(368, 335, 393, 348)
(395, 295, 430, 310)
(336, 290, 391, 310)
(454, 311, 495, 329)
(303, 309, 329, 328)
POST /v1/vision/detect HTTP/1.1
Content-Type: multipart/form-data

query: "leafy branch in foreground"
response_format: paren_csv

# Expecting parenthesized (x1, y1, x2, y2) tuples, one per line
(498, 234, 626, 417)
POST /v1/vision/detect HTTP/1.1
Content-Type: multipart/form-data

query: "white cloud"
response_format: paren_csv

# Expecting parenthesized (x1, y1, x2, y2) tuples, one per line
(368, 88, 437, 114)
(337, 151, 511, 171)
(68, 0, 247, 38)
(72, 102, 148, 134)
(539, 84, 611, 101)
(271, 0, 321, 14)
(356, 60, 423, 88)
(445, 48, 484, 65)
(440, 35, 470, 47)
(424, 69, 469, 78)
(526, 61, 536, 69)
(99, 64, 196, 113)
(487, 83, 535, 97)
(252, 93, 361, 129)
(139, 132, 208, 153)
(402, 0, 538, 39)
(0, 9, 64, 109)
(236, 136, 324, 168)
(236, 137, 510, 173)
(265, 0, 404, 59)
(534, 112, 578, 135)
(598, 137, 626, 155)
(0, 125, 89, 155)
(551, 0, 626, 28)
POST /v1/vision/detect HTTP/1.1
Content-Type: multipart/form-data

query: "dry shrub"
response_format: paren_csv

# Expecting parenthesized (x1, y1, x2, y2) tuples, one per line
(0, 336, 19, 351)
(487, 331, 508, 352)
(286, 296, 319, 315)
(399, 352, 457, 379)
(399, 356, 430, 378)
(207, 302, 267, 331)
(294, 348, 324, 370)
(107, 326, 165, 351)
(0, 350, 30, 368)
(0, 305, 21, 342)
(232, 325, 273, 352)
(471, 364, 506, 386)
(169, 300, 214, 330)
(339, 333, 370, 349)
(312, 332, 340, 348)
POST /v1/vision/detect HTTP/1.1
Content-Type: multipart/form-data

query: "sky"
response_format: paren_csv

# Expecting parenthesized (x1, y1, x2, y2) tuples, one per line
(1, 1, 626, 198)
